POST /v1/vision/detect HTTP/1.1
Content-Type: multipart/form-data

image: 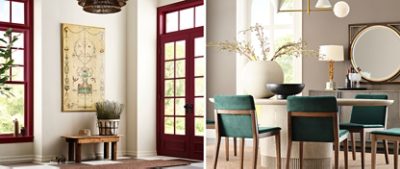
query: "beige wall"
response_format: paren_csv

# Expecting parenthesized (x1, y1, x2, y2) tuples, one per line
(206, 0, 238, 120)
(302, 0, 400, 93)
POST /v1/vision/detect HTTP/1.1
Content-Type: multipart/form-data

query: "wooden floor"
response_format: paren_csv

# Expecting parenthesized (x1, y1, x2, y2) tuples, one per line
(206, 140, 395, 169)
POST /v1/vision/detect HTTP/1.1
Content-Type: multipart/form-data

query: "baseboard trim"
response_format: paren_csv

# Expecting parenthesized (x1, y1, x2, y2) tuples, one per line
(0, 155, 35, 164)
(125, 150, 157, 158)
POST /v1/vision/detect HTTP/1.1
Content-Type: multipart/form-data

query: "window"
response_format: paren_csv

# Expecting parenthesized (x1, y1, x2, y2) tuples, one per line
(0, 0, 33, 143)
(251, 0, 302, 83)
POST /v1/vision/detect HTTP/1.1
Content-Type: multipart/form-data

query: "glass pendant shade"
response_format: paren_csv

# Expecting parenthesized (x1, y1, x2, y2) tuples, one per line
(333, 1, 350, 18)
(315, 0, 332, 8)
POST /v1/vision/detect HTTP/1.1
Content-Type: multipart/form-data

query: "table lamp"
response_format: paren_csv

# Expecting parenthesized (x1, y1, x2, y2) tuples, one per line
(319, 45, 344, 90)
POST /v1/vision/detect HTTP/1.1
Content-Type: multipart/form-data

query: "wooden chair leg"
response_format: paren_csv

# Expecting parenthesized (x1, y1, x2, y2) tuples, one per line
(383, 139, 390, 164)
(334, 142, 339, 169)
(395, 141, 399, 169)
(234, 137, 237, 156)
(299, 142, 303, 169)
(361, 131, 365, 169)
(344, 139, 348, 169)
(240, 138, 245, 169)
(371, 134, 377, 169)
(213, 136, 222, 169)
(275, 133, 281, 169)
(225, 137, 229, 161)
(351, 132, 356, 160)
(286, 140, 292, 169)
(253, 138, 259, 169)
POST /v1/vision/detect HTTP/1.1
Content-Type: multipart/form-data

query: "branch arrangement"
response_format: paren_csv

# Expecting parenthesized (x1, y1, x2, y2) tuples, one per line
(209, 23, 318, 61)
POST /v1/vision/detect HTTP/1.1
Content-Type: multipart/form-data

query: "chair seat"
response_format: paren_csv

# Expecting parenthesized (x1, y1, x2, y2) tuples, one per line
(259, 127, 281, 134)
(371, 128, 400, 136)
(340, 123, 384, 129)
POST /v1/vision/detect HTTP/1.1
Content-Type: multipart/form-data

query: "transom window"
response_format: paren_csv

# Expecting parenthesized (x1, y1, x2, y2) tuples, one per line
(0, 0, 33, 143)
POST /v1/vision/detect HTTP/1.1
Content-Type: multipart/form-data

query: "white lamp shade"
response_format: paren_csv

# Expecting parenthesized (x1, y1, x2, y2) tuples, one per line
(319, 45, 344, 62)
(333, 1, 350, 18)
(315, 0, 332, 8)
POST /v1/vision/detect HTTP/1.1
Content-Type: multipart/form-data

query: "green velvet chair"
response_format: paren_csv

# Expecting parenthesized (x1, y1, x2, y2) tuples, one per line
(286, 96, 349, 169)
(213, 95, 281, 169)
(206, 119, 239, 158)
(340, 94, 389, 169)
(371, 128, 400, 169)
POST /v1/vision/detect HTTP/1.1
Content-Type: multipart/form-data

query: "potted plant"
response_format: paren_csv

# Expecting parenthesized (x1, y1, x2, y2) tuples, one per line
(95, 100, 124, 135)
(0, 28, 17, 97)
(209, 23, 317, 98)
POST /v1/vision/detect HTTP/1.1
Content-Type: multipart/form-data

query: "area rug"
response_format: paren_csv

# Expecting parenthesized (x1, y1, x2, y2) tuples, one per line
(57, 159, 192, 169)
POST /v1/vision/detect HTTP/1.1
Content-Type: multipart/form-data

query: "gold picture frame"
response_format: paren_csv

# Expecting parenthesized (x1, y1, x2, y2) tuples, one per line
(61, 23, 105, 112)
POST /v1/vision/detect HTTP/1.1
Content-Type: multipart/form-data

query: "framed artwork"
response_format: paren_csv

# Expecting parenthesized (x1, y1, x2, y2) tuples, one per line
(61, 23, 105, 112)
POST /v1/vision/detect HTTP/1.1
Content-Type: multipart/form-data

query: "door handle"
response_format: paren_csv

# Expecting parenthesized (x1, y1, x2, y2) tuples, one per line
(184, 104, 193, 113)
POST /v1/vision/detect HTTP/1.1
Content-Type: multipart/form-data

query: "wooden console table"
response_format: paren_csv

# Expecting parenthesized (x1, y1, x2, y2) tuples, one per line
(63, 135, 120, 163)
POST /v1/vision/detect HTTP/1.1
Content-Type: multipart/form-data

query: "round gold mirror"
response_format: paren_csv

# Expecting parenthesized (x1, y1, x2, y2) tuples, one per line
(351, 25, 400, 82)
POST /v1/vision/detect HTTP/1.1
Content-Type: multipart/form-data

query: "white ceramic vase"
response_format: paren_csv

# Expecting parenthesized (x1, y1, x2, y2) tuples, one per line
(242, 61, 284, 98)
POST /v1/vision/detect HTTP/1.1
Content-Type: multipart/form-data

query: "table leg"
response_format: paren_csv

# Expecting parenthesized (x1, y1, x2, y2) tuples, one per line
(75, 143, 82, 163)
(111, 142, 117, 160)
(104, 142, 110, 159)
(68, 142, 75, 161)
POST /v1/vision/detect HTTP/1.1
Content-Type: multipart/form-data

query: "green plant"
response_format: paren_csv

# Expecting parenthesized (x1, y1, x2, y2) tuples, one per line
(0, 28, 17, 96)
(208, 23, 318, 61)
(95, 100, 124, 119)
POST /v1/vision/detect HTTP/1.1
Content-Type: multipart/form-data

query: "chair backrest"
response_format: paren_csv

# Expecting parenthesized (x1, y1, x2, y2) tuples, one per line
(287, 96, 338, 142)
(350, 94, 388, 125)
(214, 95, 257, 138)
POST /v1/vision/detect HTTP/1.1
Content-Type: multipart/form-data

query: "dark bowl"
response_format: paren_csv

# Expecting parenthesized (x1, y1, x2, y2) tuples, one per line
(266, 83, 305, 99)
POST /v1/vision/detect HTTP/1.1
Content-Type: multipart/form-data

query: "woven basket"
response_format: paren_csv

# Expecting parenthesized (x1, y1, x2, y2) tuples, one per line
(97, 119, 120, 135)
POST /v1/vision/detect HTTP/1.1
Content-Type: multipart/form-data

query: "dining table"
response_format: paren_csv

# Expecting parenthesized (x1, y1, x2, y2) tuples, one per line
(209, 97, 394, 169)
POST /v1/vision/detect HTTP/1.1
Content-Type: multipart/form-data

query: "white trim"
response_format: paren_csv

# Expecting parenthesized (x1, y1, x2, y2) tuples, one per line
(125, 150, 157, 158)
(0, 155, 35, 164)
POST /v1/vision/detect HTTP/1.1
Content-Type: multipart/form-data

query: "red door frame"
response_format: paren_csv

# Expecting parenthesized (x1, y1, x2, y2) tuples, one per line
(156, 0, 204, 160)
(0, 0, 34, 143)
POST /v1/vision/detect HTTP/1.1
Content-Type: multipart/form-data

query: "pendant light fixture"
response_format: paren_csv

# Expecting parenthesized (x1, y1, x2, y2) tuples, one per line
(278, 0, 350, 18)
(315, 0, 332, 8)
(77, 0, 128, 14)
(333, 1, 350, 18)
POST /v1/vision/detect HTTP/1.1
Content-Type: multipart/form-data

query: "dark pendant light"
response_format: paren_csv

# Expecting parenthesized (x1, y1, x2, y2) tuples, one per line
(77, 0, 128, 14)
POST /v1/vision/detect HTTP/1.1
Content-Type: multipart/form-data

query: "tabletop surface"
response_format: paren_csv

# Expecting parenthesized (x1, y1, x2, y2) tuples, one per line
(209, 98, 394, 106)
(63, 135, 120, 139)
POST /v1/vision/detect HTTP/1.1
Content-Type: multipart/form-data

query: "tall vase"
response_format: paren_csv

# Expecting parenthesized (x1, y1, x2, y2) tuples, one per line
(242, 61, 284, 98)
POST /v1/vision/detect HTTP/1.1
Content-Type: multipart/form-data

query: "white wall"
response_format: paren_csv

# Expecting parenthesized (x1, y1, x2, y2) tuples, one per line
(158, 0, 184, 7)
(126, 0, 158, 157)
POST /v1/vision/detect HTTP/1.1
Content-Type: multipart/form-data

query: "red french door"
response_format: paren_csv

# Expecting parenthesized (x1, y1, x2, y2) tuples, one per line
(157, 1, 204, 160)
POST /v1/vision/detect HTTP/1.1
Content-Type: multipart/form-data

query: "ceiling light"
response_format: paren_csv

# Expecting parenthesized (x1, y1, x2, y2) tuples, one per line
(333, 1, 350, 18)
(77, 0, 128, 14)
(315, 0, 332, 8)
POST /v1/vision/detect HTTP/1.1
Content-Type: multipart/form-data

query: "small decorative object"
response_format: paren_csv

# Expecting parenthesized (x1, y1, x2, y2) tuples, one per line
(20, 127, 26, 136)
(13, 118, 19, 137)
(96, 100, 123, 135)
(0, 28, 18, 97)
(77, 0, 128, 14)
(78, 129, 91, 136)
(349, 72, 362, 88)
(266, 83, 305, 99)
(210, 24, 317, 98)
(62, 23, 105, 112)
(319, 45, 344, 90)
